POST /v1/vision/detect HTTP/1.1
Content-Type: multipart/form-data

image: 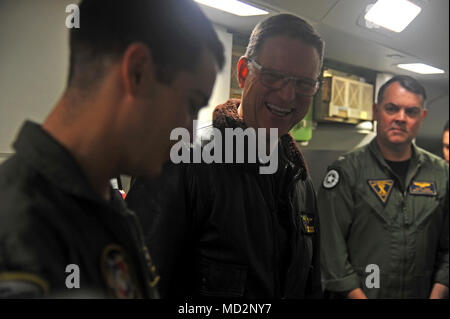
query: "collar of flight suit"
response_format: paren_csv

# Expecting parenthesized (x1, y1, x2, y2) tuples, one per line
(13, 120, 111, 203)
(367, 138, 425, 189)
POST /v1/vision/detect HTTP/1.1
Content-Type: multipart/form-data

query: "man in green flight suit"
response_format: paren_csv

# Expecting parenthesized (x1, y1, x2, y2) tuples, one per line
(318, 75, 449, 299)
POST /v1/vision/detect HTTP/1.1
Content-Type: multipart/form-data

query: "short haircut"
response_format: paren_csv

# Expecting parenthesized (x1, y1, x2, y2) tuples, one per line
(444, 120, 449, 132)
(244, 14, 325, 70)
(377, 75, 427, 107)
(68, 0, 224, 89)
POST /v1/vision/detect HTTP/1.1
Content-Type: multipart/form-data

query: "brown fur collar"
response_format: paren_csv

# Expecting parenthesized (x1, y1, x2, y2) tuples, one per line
(212, 99, 308, 179)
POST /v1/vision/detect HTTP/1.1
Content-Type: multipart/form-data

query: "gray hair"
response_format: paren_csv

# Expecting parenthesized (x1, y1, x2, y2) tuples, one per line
(245, 14, 324, 69)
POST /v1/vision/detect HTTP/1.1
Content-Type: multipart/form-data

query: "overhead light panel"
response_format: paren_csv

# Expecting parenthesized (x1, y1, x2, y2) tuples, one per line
(364, 0, 422, 32)
(397, 63, 445, 74)
(194, 0, 268, 16)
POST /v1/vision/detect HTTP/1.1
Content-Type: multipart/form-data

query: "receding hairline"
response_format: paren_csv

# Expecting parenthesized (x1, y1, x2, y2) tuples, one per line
(377, 75, 427, 108)
(377, 80, 426, 108)
(250, 34, 321, 59)
(244, 14, 324, 66)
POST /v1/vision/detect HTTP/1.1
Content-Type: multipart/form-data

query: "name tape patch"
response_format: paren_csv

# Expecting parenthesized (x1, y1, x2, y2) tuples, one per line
(300, 214, 315, 234)
(409, 181, 437, 196)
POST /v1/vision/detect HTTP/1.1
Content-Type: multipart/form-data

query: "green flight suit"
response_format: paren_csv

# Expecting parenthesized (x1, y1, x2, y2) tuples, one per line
(318, 138, 449, 298)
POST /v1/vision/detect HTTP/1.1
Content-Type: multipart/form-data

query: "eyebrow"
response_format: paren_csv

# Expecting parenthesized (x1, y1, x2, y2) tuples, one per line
(385, 103, 422, 109)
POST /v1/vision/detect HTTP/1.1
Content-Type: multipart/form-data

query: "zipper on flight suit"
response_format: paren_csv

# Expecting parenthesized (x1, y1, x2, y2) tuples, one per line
(393, 161, 421, 298)
(400, 190, 407, 298)
(383, 163, 407, 298)
(256, 171, 280, 297)
(269, 172, 281, 298)
(400, 161, 421, 298)
(121, 208, 161, 299)
(283, 162, 305, 297)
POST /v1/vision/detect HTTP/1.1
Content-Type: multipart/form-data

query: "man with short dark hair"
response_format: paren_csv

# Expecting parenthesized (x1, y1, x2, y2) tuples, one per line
(318, 75, 449, 299)
(126, 14, 324, 298)
(0, 0, 224, 298)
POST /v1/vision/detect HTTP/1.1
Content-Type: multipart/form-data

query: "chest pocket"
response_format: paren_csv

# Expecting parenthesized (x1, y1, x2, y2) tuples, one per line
(198, 257, 247, 298)
(408, 180, 443, 228)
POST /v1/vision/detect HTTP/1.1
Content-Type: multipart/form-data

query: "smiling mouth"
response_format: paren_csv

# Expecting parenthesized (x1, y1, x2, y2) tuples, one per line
(265, 102, 294, 117)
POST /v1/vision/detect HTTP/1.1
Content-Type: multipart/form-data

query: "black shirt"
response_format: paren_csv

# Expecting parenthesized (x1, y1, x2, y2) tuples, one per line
(0, 121, 159, 298)
(385, 159, 411, 185)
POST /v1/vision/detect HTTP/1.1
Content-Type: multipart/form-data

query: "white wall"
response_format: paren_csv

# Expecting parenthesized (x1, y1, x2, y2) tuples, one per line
(0, 0, 73, 159)
(197, 25, 232, 126)
(374, 73, 393, 103)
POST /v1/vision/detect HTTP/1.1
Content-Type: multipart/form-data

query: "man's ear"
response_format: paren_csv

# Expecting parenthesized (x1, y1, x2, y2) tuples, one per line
(121, 43, 154, 96)
(237, 57, 249, 89)
(422, 108, 427, 119)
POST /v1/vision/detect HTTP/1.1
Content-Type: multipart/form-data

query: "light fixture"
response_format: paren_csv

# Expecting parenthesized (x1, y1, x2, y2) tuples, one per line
(194, 0, 268, 16)
(364, 0, 421, 32)
(397, 63, 445, 74)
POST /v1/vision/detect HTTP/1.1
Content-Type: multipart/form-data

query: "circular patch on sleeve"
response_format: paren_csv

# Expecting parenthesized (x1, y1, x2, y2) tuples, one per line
(323, 169, 340, 189)
(101, 244, 142, 298)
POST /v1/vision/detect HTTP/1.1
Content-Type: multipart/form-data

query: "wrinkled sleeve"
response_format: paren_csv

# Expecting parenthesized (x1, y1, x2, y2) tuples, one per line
(317, 165, 360, 294)
(0, 205, 65, 298)
(0, 234, 49, 298)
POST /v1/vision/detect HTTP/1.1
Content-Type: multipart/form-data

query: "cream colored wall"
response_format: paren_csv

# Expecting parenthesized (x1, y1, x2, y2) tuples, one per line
(197, 25, 233, 126)
(0, 0, 74, 155)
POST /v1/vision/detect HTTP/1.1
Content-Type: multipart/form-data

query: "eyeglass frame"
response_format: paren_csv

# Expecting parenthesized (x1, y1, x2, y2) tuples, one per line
(246, 58, 321, 97)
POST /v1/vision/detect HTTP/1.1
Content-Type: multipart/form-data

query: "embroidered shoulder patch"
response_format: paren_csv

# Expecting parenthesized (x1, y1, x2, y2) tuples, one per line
(300, 214, 316, 234)
(101, 244, 142, 299)
(409, 181, 437, 196)
(368, 179, 394, 205)
(323, 169, 340, 189)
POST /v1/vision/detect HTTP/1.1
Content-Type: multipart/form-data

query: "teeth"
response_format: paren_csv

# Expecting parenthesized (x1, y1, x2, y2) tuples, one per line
(266, 103, 293, 116)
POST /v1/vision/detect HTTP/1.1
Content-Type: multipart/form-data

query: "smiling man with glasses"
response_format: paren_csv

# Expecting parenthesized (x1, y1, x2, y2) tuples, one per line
(318, 75, 449, 299)
(126, 14, 325, 298)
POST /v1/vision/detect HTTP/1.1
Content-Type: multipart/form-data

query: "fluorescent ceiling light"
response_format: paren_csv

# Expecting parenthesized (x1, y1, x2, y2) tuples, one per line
(364, 0, 421, 32)
(397, 63, 445, 74)
(194, 0, 268, 16)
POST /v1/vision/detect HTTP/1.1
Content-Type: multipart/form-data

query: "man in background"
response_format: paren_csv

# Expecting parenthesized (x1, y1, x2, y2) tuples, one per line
(0, 0, 223, 298)
(318, 75, 448, 299)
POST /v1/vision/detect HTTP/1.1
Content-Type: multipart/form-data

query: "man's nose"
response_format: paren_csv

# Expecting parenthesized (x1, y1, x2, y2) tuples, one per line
(395, 108, 407, 122)
(277, 79, 296, 102)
